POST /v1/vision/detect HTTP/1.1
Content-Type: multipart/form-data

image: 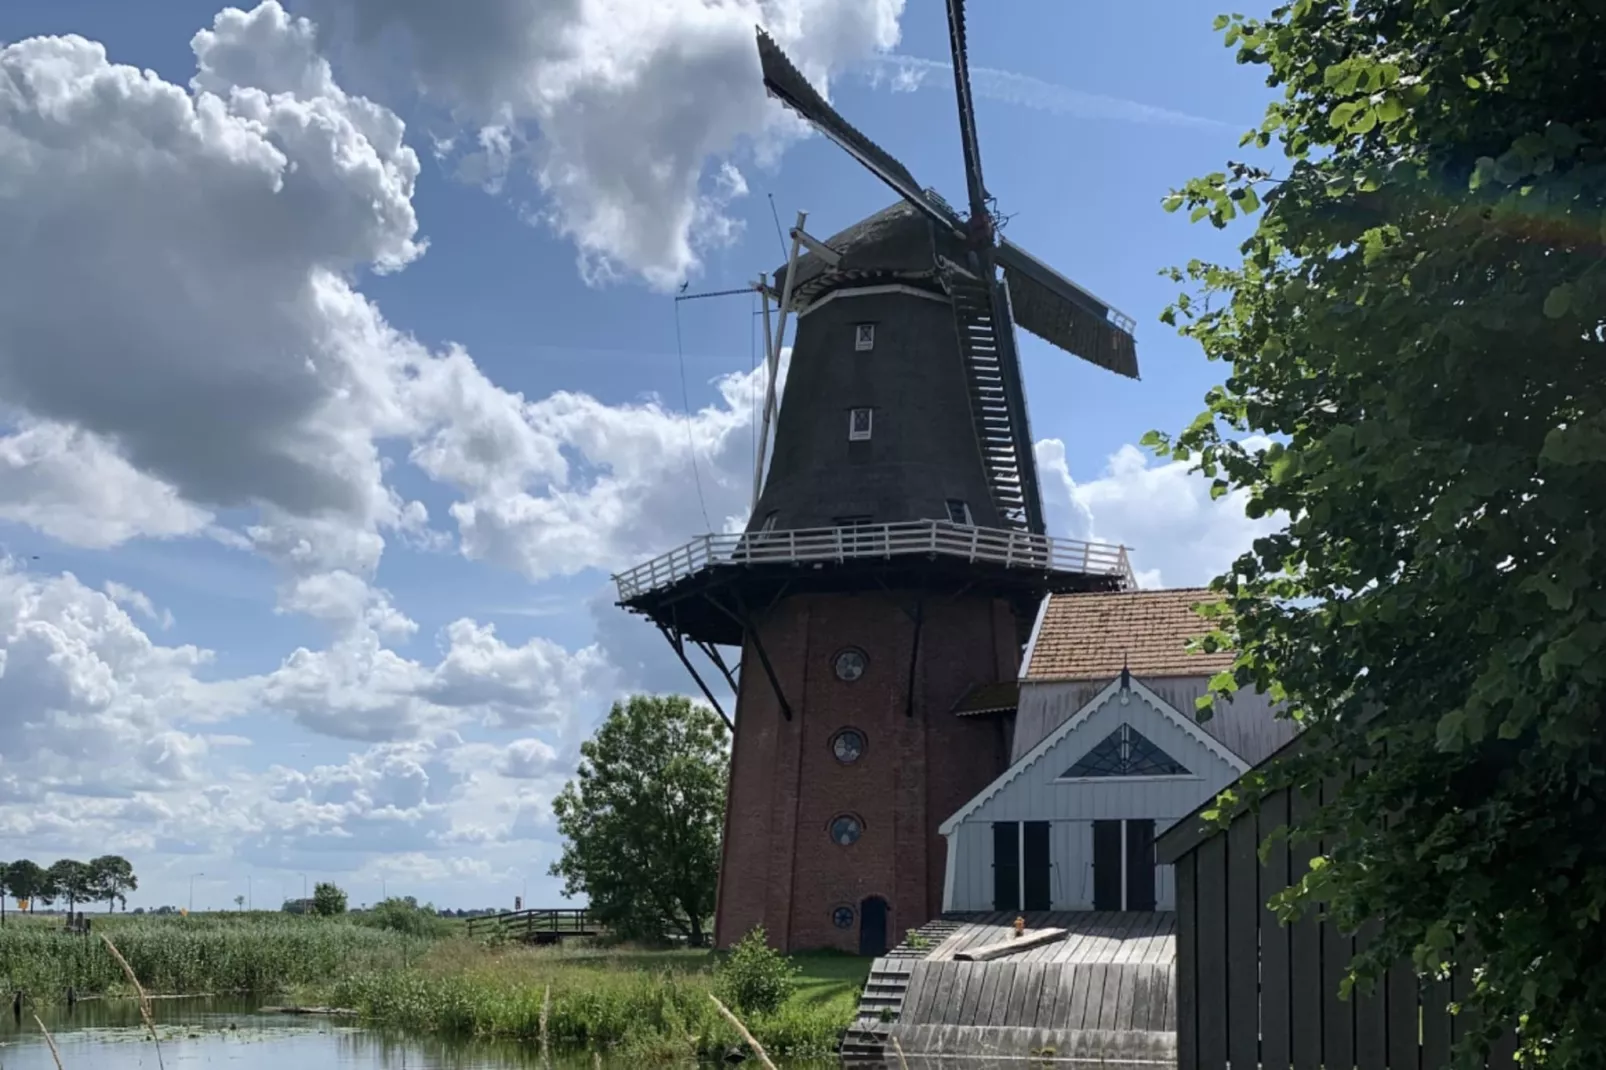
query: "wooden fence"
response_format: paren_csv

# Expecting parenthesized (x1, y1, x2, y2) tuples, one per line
(464, 907, 599, 942)
(1157, 775, 1519, 1070)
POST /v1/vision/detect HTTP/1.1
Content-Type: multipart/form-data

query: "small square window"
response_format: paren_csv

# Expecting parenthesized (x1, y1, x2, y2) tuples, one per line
(945, 499, 973, 525)
(848, 408, 873, 441)
(759, 511, 779, 532)
(854, 324, 875, 351)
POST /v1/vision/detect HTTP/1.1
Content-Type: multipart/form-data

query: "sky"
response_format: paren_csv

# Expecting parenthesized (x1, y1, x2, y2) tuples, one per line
(0, 0, 1281, 912)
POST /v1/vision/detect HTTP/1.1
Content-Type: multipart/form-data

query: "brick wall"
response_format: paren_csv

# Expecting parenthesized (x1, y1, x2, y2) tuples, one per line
(714, 589, 1020, 953)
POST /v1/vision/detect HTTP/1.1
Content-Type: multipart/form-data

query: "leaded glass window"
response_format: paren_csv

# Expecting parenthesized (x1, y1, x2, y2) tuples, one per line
(1061, 723, 1190, 778)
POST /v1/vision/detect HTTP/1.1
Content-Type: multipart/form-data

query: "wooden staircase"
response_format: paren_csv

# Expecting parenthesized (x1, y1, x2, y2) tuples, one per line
(841, 918, 963, 1060)
(946, 270, 1037, 534)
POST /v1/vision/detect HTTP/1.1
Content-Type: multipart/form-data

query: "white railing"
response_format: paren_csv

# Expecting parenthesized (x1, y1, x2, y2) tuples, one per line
(612, 520, 1134, 601)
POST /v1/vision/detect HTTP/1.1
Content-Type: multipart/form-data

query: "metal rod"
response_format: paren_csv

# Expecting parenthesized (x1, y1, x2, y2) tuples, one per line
(675, 286, 760, 302)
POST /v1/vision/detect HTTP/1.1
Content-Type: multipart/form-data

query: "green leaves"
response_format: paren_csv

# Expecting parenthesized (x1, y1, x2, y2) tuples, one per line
(549, 695, 728, 944)
(1165, 3, 1606, 1066)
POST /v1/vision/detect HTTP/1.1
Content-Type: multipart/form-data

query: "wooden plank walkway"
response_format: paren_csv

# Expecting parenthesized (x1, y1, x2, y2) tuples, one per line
(851, 911, 1178, 1063)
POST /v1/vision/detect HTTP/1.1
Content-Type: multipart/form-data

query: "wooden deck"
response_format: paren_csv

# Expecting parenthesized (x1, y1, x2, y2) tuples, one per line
(847, 911, 1177, 1063)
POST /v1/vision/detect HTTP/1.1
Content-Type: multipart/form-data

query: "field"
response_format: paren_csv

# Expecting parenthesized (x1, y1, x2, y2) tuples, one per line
(0, 912, 871, 1062)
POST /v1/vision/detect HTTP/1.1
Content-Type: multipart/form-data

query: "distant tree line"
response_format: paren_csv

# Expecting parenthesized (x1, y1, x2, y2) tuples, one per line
(0, 856, 137, 918)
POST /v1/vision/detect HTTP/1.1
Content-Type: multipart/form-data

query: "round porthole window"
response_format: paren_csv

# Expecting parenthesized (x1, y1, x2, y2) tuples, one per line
(831, 728, 866, 764)
(832, 906, 856, 930)
(829, 814, 863, 847)
(833, 648, 867, 682)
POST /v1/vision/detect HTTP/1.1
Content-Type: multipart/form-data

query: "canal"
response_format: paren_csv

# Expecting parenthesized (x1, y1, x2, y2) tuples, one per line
(0, 996, 725, 1069)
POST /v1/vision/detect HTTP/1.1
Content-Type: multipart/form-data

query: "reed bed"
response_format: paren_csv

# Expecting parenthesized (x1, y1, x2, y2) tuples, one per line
(325, 941, 860, 1063)
(0, 915, 429, 999)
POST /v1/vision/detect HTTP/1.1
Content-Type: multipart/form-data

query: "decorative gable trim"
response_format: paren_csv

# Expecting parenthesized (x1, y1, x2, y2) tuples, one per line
(937, 674, 1249, 835)
(1058, 722, 1192, 780)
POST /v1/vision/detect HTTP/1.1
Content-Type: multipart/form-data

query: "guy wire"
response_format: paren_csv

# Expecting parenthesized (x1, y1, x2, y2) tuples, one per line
(672, 297, 713, 531)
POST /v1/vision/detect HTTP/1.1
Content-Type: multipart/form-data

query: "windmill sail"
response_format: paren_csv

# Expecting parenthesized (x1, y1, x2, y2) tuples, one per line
(756, 30, 963, 236)
(997, 240, 1140, 379)
(944, 0, 991, 225)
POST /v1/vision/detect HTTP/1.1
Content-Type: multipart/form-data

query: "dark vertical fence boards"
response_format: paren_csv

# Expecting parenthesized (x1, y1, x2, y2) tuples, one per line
(1169, 772, 1521, 1070)
(1227, 814, 1261, 1070)
(1259, 789, 1293, 1070)
(1289, 786, 1324, 1070)
(1196, 832, 1229, 1070)
(1355, 921, 1388, 1070)
(1423, 974, 1454, 1070)
(1321, 777, 1357, 1070)
(1176, 852, 1200, 1070)
(1385, 958, 1421, 1070)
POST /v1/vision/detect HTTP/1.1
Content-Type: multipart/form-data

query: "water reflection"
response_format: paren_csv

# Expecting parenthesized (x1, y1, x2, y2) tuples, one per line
(0, 996, 600, 1068)
(0, 997, 1126, 1069)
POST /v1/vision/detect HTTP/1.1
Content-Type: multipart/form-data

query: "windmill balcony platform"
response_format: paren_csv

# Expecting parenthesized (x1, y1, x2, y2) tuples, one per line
(613, 519, 1135, 648)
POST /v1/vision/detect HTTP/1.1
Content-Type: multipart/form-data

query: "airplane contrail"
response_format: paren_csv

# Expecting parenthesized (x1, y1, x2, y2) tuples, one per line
(865, 54, 1239, 133)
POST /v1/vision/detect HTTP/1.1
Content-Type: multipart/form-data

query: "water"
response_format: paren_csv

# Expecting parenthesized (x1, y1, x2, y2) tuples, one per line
(0, 997, 1094, 1069)
(0, 997, 637, 1069)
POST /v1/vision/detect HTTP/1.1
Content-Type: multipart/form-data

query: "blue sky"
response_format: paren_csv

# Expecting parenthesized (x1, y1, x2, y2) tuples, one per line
(0, 0, 1277, 911)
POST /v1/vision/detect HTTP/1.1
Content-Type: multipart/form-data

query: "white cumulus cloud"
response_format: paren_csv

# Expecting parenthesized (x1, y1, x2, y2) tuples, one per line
(313, 0, 907, 288)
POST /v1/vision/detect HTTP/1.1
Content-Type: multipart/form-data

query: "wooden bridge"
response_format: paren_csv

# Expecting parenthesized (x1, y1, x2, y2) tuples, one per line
(463, 908, 601, 945)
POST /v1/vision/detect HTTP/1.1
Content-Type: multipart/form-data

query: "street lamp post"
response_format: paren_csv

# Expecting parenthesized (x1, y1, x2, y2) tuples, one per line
(299, 873, 308, 902)
(189, 872, 205, 913)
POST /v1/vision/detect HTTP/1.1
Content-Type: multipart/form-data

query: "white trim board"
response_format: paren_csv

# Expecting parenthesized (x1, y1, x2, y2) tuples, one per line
(1017, 594, 1052, 682)
(795, 283, 950, 318)
(937, 674, 1250, 835)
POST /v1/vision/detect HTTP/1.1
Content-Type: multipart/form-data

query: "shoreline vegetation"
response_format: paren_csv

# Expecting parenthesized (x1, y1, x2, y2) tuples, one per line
(1, 912, 868, 1064)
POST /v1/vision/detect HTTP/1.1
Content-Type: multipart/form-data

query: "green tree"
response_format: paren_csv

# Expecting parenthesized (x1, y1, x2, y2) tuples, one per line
(86, 855, 137, 913)
(1155, 3, 1606, 1067)
(362, 896, 450, 937)
(6, 860, 45, 913)
(549, 694, 728, 945)
(311, 881, 347, 917)
(45, 860, 94, 918)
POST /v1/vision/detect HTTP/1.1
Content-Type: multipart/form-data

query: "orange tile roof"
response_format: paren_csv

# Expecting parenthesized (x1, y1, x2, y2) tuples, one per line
(1024, 588, 1236, 681)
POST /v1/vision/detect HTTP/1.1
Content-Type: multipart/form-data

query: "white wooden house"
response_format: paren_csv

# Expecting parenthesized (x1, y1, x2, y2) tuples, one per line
(940, 588, 1299, 914)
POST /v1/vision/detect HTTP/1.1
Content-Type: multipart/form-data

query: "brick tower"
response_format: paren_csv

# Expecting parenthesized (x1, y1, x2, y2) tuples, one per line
(613, 14, 1141, 954)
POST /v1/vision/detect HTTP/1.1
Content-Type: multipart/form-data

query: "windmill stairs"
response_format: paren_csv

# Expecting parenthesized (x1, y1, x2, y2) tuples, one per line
(943, 267, 1035, 532)
(840, 917, 963, 1060)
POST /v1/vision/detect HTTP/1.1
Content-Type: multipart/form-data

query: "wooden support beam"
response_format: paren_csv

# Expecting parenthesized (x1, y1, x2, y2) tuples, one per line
(953, 927, 1067, 961)
(697, 640, 740, 696)
(904, 596, 925, 718)
(731, 591, 792, 720)
(657, 624, 733, 731)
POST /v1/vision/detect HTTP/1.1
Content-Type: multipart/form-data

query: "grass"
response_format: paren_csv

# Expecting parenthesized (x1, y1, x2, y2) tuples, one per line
(318, 941, 871, 1063)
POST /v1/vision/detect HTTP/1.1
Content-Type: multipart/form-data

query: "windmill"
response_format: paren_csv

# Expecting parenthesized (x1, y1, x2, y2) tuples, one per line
(611, 2, 1140, 956)
(750, 4, 1139, 535)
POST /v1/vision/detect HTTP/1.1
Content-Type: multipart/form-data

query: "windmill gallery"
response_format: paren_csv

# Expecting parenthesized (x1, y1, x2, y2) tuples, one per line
(614, 2, 1290, 982)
